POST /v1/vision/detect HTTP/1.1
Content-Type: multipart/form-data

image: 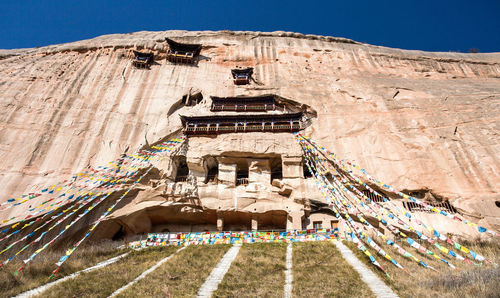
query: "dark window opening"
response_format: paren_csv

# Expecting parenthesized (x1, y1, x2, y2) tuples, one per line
(270, 157, 283, 182)
(175, 157, 189, 182)
(236, 163, 249, 186)
(313, 221, 322, 229)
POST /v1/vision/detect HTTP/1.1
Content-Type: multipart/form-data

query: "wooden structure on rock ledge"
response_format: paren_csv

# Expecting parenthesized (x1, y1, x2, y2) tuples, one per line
(211, 95, 282, 112)
(182, 94, 315, 135)
(166, 38, 202, 64)
(231, 68, 253, 85)
(132, 51, 154, 68)
(181, 112, 305, 135)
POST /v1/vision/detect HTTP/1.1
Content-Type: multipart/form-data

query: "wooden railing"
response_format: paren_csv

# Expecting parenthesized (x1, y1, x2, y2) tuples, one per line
(175, 175, 188, 182)
(167, 50, 196, 63)
(236, 178, 249, 186)
(184, 123, 302, 135)
(211, 104, 276, 112)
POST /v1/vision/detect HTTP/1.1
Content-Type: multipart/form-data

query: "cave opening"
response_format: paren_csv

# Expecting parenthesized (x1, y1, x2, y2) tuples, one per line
(270, 156, 283, 182)
(236, 161, 249, 186)
(174, 156, 189, 182)
(303, 159, 315, 178)
(204, 156, 219, 183)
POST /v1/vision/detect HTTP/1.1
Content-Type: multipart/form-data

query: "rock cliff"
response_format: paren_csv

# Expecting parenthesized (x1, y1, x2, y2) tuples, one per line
(0, 30, 499, 237)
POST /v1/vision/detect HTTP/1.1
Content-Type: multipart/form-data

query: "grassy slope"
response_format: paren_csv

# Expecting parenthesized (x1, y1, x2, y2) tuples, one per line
(292, 241, 375, 298)
(116, 244, 231, 297)
(214, 243, 287, 297)
(344, 238, 500, 298)
(0, 242, 124, 298)
(43, 246, 179, 298)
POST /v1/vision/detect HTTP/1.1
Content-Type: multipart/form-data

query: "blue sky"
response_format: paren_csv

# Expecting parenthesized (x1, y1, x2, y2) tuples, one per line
(0, 0, 498, 52)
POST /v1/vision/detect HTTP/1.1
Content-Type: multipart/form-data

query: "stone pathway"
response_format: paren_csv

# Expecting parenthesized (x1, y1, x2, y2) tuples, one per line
(334, 241, 398, 298)
(197, 244, 241, 298)
(108, 246, 186, 297)
(15, 252, 129, 298)
(283, 242, 293, 298)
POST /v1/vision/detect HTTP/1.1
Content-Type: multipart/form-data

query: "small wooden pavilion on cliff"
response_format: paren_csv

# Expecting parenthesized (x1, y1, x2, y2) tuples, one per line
(231, 68, 253, 85)
(166, 38, 202, 64)
(132, 51, 154, 68)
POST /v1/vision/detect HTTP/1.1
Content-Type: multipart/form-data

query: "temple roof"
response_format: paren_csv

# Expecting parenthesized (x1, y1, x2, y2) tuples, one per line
(231, 68, 253, 78)
(165, 38, 202, 56)
(180, 112, 303, 124)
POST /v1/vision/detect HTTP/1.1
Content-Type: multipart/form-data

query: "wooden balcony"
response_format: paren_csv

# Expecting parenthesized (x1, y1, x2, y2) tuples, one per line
(167, 50, 196, 64)
(211, 103, 280, 112)
(184, 123, 302, 135)
(236, 177, 249, 186)
(180, 112, 305, 136)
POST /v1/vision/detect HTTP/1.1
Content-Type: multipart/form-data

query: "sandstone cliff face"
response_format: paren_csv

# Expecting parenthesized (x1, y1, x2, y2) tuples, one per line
(0, 30, 499, 235)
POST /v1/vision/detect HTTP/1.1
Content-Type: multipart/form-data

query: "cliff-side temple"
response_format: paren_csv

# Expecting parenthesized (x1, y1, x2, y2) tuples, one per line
(231, 67, 253, 85)
(132, 50, 154, 68)
(0, 31, 498, 279)
(99, 94, 325, 236)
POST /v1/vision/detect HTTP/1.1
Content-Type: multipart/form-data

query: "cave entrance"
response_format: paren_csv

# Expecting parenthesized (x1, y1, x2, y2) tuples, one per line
(270, 156, 283, 183)
(204, 156, 219, 183)
(303, 158, 315, 178)
(236, 160, 249, 186)
(174, 156, 189, 182)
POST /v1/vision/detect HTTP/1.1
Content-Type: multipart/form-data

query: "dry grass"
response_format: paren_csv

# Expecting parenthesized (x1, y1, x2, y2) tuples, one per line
(44, 245, 179, 298)
(116, 244, 231, 297)
(344, 238, 500, 298)
(0, 241, 124, 298)
(292, 241, 375, 298)
(214, 243, 287, 297)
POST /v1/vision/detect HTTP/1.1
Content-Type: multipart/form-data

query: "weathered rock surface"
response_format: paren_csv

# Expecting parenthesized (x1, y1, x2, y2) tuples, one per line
(0, 30, 499, 236)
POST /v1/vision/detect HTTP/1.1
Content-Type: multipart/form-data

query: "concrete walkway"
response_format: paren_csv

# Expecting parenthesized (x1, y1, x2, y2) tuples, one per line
(197, 244, 241, 298)
(334, 241, 398, 298)
(109, 246, 186, 297)
(283, 242, 293, 298)
(15, 252, 129, 298)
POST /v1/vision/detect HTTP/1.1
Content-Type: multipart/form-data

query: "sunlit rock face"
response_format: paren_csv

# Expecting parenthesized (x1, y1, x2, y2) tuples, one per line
(0, 30, 499, 239)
